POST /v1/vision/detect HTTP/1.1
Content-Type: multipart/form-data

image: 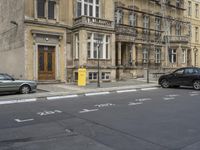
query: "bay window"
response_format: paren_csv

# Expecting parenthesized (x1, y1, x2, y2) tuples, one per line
(76, 0, 100, 17)
(87, 33, 110, 59)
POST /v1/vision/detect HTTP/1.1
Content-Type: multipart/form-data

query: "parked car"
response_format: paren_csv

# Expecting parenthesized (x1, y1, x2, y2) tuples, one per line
(0, 74, 37, 94)
(158, 67, 200, 90)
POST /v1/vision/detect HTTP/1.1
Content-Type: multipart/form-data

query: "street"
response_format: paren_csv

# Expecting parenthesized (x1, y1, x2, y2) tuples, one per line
(0, 87, 200, 150)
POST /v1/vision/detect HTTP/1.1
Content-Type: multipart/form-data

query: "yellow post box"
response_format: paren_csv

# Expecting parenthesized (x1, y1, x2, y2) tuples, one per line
(78, 68, 87, 86)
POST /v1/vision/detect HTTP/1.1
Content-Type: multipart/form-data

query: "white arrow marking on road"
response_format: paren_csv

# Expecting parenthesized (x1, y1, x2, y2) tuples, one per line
(135, 98, 152, 102)
(15, 118, 34, 123)
(128, 102, 143, 106)
(79, 109, 99, 113)
(95, 103, 115, 108)
(37, 110, 62, 116)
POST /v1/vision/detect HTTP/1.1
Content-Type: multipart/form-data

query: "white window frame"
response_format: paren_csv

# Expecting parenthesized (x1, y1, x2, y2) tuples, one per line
(155, 48, 161, 64)
(101, 72, 110, 80)
(188, 1, 192, 16)
(76, 0, 100, 18)
(176, 23, 181, 36)
(142, 48, 148, 63)
(115, 9, 123, 24)
(87, 33, 110, 60)
(89, 72, 97, 80)
(182, 49, 186, 63)
(196, 3, 199, 18)
(129, 12, 137, 27)
(169, 49, 176, 63)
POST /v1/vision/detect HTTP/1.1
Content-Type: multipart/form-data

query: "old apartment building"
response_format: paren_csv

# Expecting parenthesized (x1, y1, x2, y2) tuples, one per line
(0, 0, 194, 83)
(185, 0, 200, 67)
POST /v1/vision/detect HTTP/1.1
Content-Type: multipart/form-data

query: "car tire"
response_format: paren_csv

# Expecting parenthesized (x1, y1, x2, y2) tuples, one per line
(20, 85, 31, 94)
(193, 80, 200, 90)
(161, 79, 170, 88)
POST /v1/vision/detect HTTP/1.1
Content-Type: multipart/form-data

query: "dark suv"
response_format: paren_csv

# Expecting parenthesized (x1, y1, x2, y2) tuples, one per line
(158, 67, 200, 90)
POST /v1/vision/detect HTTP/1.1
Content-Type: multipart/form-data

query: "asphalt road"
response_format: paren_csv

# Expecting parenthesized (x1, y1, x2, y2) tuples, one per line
(0, 87, 200, 150)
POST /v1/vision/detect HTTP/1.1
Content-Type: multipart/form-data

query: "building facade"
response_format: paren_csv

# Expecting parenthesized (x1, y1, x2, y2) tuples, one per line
(185, 0, 200, 67)
(0, 0, 193, 83)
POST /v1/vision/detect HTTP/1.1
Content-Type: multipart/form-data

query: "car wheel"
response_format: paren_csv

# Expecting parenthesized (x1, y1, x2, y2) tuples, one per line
(20, 85, 31, 94)
(161, 79, 170, 88)
(193, 80, 200, 90)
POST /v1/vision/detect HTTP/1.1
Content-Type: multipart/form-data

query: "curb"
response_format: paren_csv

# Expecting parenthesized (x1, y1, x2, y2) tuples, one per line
(0, 85, 161, 105)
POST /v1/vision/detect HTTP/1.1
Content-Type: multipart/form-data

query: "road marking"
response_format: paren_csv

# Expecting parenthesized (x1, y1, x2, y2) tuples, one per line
(117, 89, 137, 93)
(37, 110, 62, 116)
(95, 103, 115, 108)
(79, 109, 99, 113)
(128, 102, 143, 106)
(47, 95, 78, 100)
(15, 118, 34, 123)
(141, 87, 159, 91)
(163, 97, 175, 101)
(190, 94, 199, 96)
(165, 94, 179, 97)
(135, 98, 152, 102)
(85, 92, 110, 96)
(0, 98, 37, 105)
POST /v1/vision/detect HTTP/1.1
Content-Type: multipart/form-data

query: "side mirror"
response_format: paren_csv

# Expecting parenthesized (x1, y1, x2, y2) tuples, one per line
(11, 78, 15, 81)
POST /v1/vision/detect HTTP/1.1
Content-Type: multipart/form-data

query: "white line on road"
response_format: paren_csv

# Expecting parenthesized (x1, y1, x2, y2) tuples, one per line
(165, 94, 180, 97)
(15, 118, 34, 123)
(37, 110, 62, 116)
(117, 89, 137, 93)
(163, 97, 175, 101)
(95, 103, 115, 108)
(135, 98, 152, 102)
(0, 98, 37, 105)
(141, 87, 159, 91)
(47, 95, 78, 100)
(190, 94, 199, 96)
(79, 109, 99, 113)
(128, 102, 143, 106)
(85, 92, 110, 96)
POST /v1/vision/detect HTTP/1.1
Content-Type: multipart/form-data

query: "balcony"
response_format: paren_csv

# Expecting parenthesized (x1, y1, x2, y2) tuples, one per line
(73, 16, 114, 30)
(115, 24, 137, 42)
(163, 35, 190, 43)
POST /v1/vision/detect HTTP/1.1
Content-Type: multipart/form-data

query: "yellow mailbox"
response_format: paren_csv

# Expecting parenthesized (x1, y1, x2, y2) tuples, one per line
(78, 68, 87, 86)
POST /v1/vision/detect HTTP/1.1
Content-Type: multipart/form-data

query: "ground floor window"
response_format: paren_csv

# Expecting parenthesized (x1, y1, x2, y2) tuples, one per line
(101, 72, 110, 80)
(142, 47, 148, 63)
(155, 48, 161, 63)
(169, 48, 176, 63)
(182, 49, 186, 63)
(89, 72, 97, 80)
(87, 33, 110, 59)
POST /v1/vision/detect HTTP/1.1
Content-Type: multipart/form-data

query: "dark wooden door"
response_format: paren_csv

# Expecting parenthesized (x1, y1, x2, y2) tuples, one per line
(38, 46, 55, 80)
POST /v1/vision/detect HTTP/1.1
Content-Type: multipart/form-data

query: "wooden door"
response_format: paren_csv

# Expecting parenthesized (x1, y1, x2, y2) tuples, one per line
(38, 46, 55, 80)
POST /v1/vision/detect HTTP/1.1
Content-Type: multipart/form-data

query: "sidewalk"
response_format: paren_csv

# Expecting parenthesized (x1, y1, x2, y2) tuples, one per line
(0, 79, 159, 101)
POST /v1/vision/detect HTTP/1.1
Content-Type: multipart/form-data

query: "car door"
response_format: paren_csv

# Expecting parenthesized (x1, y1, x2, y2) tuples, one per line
(169, 68, 185, 85)
(183, 68, 199, 86)
(0, 74, 17, 92)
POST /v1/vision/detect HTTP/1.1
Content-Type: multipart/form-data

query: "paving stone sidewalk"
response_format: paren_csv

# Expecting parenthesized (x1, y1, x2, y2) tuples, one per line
(0, 79, 159, 101)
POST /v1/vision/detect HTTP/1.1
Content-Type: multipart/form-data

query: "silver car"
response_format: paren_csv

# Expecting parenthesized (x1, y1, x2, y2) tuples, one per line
(0, 74, 37, 94)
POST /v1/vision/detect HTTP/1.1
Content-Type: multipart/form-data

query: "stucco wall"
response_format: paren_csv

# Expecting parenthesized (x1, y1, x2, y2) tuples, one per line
(0, 0, 25, 79)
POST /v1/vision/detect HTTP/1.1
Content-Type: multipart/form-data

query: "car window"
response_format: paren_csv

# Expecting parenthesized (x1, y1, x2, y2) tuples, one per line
(174, 69, 184, 75)
(184, 68, 194, 75)
(0, 75, 5, 80)
(4, 74, 13, 80)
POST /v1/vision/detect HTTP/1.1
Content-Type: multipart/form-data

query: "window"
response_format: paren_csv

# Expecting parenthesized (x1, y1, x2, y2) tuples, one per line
(37, 0, 45, 18)
(196, 4, 199, 18)
(195, 27, 199, 42)
(129, 12, 137, 27)
(75, 34, 79, 59)
(184, 68, 197, 75)
(101, 72, 110, 80)
(48, 1, 56, 19)
(176, 23, 181, 36)
(182, 49, 186, 63)
(188, 1, 192, 16)
(155, 48, 161, 63)
(143, 15, 149, 29)
(155, 17, 161, 36)
(74, 72, 78, 81)
(89, 72, 97, 80)
(115, 9, 123, 24)
(142, 48, 148, 63)
(169, 49, 176, 63)
(76, 0, 100, 17)
(87, 33, 110, 59)
(176, 0, 180, 7)
(174, 69, 184, 75)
